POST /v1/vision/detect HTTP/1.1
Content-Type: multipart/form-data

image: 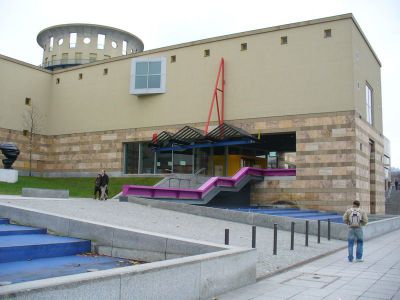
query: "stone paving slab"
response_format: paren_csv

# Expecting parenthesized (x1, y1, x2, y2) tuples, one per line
(0, 196, 346, 278)
(217, 228, 400, 299)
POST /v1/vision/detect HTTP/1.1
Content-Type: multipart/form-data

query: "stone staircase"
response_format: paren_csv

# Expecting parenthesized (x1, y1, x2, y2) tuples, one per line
(0, 218, 132, 285)
(386, 189, 400, 215)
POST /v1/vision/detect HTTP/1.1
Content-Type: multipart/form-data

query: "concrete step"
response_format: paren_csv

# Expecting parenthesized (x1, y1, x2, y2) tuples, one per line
(0, 224, 47, 236)
(0, 218, 10, 224)
(0, 234, 91, 263)
(0, 255, 133, 285)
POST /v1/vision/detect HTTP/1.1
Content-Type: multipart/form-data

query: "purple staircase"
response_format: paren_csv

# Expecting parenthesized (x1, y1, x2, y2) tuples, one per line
(122, 167, 295, 203)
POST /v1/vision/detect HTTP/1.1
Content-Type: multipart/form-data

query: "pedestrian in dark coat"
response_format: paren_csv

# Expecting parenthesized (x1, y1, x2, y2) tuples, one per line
(100, 169, 109, 200)
(93, 174, 102, 200)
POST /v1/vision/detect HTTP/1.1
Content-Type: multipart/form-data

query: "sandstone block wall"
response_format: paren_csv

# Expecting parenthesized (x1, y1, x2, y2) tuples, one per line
(0, 111, 385, 214)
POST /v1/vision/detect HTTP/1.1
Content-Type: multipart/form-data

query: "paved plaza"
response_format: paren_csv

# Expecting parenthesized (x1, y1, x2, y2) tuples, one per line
(0, 196, 345, 278)
(217, 228, 400, 300)
(1, 196, 399, 299)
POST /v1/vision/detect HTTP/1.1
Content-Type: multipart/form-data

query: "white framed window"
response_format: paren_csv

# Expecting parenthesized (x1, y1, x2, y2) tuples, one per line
(49, 37, 54, 51)
(365, 83, 373, 124)
(130, 57, 166, 95)
(97, 34, 105, 49)
(70, 33, 77, 48)
(122, 40, 127, 55)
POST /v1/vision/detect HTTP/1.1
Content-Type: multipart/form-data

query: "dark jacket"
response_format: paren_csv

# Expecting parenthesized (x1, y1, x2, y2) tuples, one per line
(95, 175, 102, 187)
(100, 174, 109, 187)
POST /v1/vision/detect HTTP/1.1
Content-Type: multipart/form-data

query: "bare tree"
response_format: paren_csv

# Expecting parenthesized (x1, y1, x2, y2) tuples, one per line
(23, 103, 42, 176)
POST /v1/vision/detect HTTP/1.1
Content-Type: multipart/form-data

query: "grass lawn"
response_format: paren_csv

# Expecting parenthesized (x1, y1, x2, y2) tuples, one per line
(0, 176, 161, 198)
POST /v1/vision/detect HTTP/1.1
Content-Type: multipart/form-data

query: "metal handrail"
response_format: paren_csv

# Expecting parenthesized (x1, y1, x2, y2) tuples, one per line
(41, 59, 93, 68)
(166, 168, 208, 188)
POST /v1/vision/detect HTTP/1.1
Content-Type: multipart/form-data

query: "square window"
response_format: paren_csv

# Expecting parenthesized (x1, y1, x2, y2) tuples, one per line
(281, 36, 288, 45)
(136, 62, 148, 75)
(148, 75, 161, 88)
(130, 57, 166, 95)
(79, 73, 83, 80)
(170, 55, 176, 63)
(204, 49, 210, 57)
(135, 75, 148, 89)
(25, 97, 31, 105)
(56, 78, 60, 84)
(103, 68, 108, 75)
(241, 43, 247, 51)
(23, 130, 28, 136)
(149, 61, 161, 74)
(324, 29, 332, 38)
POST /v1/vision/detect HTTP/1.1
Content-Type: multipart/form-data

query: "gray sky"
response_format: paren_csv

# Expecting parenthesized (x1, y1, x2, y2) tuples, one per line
(0, 0, 399, 167)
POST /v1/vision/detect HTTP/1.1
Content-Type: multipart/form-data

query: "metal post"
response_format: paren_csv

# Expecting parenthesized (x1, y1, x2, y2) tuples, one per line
(290, 222, 295, 250)
(305, 220, 309, 247)
(252, 226, 256, 248)
(225, 228, 229, 245)
(273, 223, 277, 255)
(317, 220, 321, 244)
(328, 219, 331, 241)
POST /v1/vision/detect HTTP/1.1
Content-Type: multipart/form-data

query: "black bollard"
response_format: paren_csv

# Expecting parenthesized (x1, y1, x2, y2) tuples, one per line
(252, 226, 256, 248)
(273, 223, 277, 255)
(225, 228, 229, 245)
(317, 220, 321, 244)
(305, 220, 309, 246)
(328, 219, 331, 241)
(290, 222, 295, 250)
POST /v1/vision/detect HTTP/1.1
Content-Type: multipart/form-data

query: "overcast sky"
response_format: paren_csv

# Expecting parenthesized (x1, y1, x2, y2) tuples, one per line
(0, 0, 399, 167)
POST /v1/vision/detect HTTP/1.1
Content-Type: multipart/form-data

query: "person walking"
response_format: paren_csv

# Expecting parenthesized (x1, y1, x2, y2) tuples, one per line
(100, 169, 109, 200)
(93, 173, 102, 200)
(343, 200, 368, 262)
(395, 178, 399, 190)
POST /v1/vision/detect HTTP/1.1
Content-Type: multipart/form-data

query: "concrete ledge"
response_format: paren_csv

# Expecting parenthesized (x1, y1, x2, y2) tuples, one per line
(0, 169, 18, 183)
(0, 249, 256, 300)
(0, 203, 256, 299)
(126, 196, 400, 241)
(22, 188, 69, 198)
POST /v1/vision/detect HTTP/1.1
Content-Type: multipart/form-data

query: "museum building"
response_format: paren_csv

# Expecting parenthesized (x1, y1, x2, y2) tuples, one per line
(0, 14, 391, 213)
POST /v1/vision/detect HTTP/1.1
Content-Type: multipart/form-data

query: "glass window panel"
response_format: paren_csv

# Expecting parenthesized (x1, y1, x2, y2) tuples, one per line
(135, 75, 147, 89)
(173, 149, 193, 175)
(124, 143, 139, 174)
(149, 61, 161, 74)
(136, 62, 148, 75)
(141, 143, 154, 174)
(156, 151, 173, 174)
(148, 75, 161, 88)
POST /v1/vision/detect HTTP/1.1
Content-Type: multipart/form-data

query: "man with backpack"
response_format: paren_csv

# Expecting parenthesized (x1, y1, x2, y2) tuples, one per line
(343, 200, 368, 262)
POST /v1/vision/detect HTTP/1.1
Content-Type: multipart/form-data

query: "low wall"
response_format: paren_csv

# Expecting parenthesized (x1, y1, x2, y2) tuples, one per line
(0, 204, 256, 299)
(22, 188, 69, 199)
(126, 197, 400, 241)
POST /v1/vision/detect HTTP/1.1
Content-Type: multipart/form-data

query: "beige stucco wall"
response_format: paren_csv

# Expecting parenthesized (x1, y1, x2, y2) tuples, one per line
(46, 17, 357, 135)
(0, 55, 51, 134)
(351, 22, 383, 133)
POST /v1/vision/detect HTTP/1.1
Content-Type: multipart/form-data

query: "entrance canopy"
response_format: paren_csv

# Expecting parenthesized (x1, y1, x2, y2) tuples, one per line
(150, 123, 257, 152)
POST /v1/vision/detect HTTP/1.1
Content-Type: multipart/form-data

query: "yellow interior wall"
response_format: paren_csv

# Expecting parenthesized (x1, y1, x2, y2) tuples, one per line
(211, 154, 267, 176)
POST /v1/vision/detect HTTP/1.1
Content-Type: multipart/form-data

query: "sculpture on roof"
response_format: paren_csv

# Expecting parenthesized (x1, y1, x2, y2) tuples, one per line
(0, 143, 20, 169)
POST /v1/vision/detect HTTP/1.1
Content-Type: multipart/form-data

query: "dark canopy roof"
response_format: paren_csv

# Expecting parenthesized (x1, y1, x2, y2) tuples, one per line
(150, 123, 256, 149)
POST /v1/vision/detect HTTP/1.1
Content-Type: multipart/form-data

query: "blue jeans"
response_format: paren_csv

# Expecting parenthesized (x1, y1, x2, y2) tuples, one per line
(348, 227, 363, 261)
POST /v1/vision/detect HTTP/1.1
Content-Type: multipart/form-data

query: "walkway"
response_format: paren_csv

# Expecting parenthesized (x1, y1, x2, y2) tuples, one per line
(0, 196, 345, 278)
(217, 228, 400, 300)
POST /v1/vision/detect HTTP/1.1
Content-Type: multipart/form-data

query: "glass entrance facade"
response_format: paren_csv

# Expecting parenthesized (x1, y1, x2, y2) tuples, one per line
(123, 131, 296, 175)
